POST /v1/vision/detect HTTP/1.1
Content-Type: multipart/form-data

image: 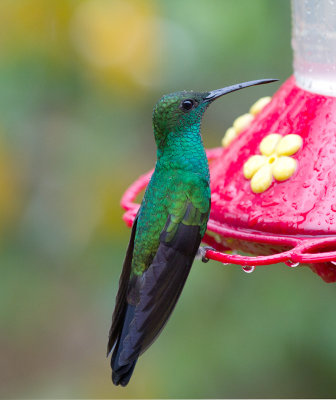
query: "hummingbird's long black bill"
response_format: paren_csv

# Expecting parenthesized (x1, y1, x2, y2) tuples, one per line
(204, 78, 278, 102)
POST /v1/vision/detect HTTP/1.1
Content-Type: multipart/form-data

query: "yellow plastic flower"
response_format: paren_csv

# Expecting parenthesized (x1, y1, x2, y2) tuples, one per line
(222, 96, 271, 148)
(243, 133, 303, 193)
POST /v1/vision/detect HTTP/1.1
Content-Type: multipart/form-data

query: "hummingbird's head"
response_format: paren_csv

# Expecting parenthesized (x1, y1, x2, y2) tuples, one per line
(152, 79, 277, 149)
(152, 91, 209, 142)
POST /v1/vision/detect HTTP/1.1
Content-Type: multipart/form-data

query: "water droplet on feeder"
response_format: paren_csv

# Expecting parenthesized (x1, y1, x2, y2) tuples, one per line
(222, 263, 229, 266)
(285, 260, 300, 268)
(331, 261, 336, 266)
(242, 265, 255, 273)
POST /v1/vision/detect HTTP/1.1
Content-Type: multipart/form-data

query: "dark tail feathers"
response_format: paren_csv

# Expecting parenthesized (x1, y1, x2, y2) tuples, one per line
(110, 304, 138, 386)
(111, 357, 137, 386)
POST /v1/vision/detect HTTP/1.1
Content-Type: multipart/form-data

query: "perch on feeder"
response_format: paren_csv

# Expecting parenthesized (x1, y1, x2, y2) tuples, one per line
(121, 0, 336, 283)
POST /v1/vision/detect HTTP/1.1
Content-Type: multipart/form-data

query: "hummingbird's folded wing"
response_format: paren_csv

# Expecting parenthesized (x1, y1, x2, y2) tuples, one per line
(117, 202, 209, 366)
(107, 215, 138, 354)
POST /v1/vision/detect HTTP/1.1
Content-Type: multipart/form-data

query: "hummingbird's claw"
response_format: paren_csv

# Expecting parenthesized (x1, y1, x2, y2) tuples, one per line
(196, 246, 215, 263)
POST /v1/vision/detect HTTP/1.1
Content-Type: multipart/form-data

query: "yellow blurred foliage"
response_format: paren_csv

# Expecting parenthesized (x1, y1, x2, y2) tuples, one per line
(0, 0, 73, 56)
(0, 0, 158, 89)
(70, 0, 159, 89)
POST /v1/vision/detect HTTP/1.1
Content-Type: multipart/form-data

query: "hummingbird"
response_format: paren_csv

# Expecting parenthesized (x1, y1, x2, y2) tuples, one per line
(107, 79, 277, 386)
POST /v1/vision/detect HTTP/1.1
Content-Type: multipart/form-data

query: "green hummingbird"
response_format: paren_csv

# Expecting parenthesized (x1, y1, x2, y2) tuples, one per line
(107, 79, 277, 386)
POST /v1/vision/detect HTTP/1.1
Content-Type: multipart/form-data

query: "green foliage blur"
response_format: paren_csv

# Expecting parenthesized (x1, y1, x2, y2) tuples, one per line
(1, 0, 336, 398)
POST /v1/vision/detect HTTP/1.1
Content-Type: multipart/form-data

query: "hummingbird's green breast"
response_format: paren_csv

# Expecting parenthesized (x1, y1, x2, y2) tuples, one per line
(131, 131, 210, 276)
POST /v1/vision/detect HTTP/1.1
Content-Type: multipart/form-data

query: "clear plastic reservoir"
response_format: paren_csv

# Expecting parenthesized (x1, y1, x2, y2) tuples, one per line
(292, 0, 336, 96)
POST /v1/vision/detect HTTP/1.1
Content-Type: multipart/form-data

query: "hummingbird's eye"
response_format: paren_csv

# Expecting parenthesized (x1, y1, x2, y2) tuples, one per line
(180, 99, 195, 111)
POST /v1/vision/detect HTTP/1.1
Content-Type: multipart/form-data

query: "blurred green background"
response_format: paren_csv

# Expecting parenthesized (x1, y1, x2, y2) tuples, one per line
(1, 0, 336, 398)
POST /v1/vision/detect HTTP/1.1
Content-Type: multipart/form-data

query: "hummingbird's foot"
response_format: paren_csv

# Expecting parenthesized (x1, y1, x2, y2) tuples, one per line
(196, 246, 215, 263)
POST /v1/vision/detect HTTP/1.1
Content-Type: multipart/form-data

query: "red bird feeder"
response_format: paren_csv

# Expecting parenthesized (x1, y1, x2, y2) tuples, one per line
(121, 0, 336, 283)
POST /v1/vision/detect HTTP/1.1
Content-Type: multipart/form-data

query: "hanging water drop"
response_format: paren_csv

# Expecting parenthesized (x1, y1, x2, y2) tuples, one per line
(242, 265, 255, 273)
(285, 260, 300, 268)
